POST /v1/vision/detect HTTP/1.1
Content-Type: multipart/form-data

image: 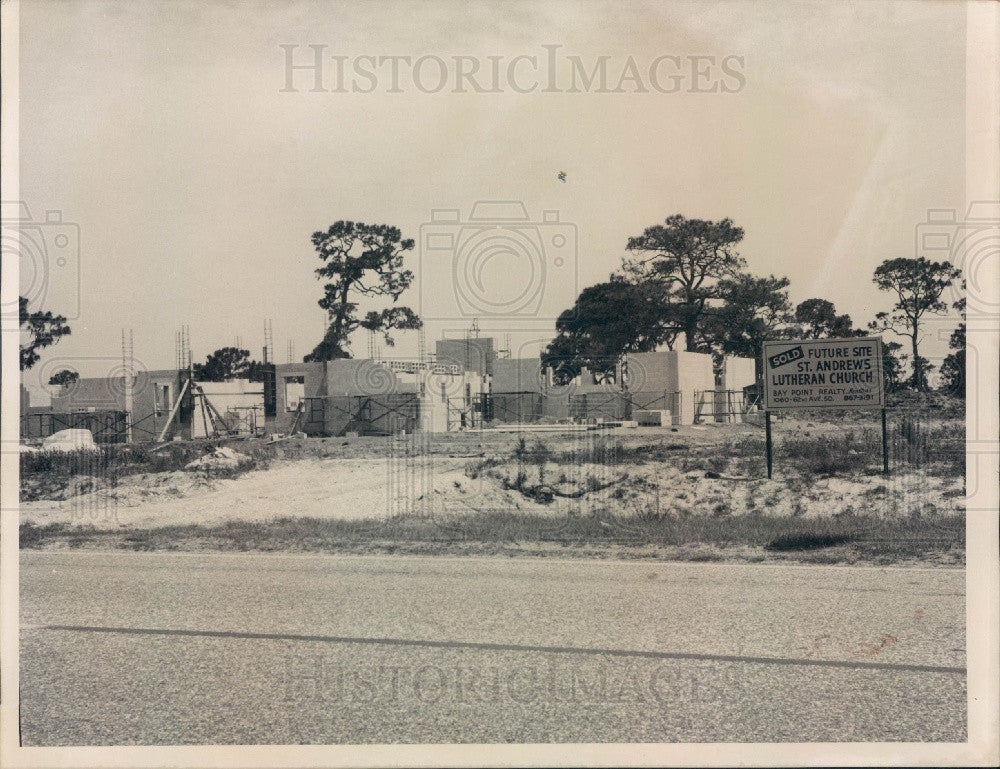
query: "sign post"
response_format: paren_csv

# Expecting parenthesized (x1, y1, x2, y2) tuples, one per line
(765, 410, 773, 479)
(761, 336, 886, 477)
(881, 407, 889, 475)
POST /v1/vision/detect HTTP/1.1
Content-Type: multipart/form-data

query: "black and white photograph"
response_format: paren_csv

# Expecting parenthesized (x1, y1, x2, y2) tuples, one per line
(1, 0, 998, 766)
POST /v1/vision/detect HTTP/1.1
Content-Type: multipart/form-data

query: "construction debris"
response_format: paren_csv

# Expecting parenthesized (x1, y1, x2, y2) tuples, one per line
(184, 446, 250, 472)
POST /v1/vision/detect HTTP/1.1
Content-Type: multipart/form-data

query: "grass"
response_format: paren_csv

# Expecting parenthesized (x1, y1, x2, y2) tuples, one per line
(19, 408, 965, 567)
(778, 430, 878, 477)
(463, 415, 964, 485)
(20, 441, 274, 501)
(19, 510, 965, 565)
(765, 533, 853, 551)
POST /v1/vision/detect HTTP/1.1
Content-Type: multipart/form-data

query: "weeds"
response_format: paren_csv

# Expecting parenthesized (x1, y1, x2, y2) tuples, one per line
(20, 440, 273, 501)
(778, 430, 879, 476)
(19, 511, 965, 565)
(766, 533, 853, 551)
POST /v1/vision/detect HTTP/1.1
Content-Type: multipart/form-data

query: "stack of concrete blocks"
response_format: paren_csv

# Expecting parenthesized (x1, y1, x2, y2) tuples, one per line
(633, 409, 672, 427)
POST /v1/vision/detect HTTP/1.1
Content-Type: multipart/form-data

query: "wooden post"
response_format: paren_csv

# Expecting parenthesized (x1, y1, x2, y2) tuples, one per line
(155, 378, 190, 443)
(881, 407, 889, 475)
(198, 390, 210, 438)
(765, 410, 773, 479)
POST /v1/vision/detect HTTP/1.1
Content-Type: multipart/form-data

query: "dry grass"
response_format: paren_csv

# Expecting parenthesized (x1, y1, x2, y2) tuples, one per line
(20, 406, 965, 566)
(20, 509, 965, 565)
(20, 441, 274, 501)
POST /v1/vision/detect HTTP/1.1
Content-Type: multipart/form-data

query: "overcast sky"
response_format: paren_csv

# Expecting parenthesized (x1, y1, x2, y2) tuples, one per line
(16, 0, 967, 398)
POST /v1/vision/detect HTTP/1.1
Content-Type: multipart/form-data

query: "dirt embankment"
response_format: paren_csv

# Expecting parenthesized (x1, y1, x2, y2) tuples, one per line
(21, 422, 964, 528)
(19, 418, 965, 565)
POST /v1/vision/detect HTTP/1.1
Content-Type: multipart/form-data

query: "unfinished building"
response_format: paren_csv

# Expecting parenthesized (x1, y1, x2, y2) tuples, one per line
(21, 369, 267, 443)
(20, 334, 757, 443)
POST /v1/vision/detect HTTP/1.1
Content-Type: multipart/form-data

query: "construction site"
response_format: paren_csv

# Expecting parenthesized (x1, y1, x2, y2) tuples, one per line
(19, 324, 759, 446)
(18, 320, 965, 569)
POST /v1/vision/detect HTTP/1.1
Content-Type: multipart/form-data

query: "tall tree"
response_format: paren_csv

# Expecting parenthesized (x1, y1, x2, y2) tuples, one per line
(708, 273, 794, 383)
(305, 221, 422, 361)
(542, 279, 676, 382)
(624, 215, 746, 352)
(193, 347, 264, 382)
(881, 339, 906, 393)
(939, 283, 966, 397)
(19, 296, 71, 370)
(794, 298, 862, 339)
(869, 257, 962, 390)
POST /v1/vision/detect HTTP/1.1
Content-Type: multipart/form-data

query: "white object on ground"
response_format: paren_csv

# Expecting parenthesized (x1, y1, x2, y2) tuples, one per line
(41, 429, 99, 452)
(184, 446, 251, 471)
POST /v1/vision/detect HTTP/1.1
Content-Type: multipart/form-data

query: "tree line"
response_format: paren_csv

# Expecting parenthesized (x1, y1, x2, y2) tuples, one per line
(542, 214, 964, 393)
(20, 214, 965, 395)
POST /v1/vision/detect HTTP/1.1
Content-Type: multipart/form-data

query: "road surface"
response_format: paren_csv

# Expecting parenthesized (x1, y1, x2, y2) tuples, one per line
(19, 550, 965, 744)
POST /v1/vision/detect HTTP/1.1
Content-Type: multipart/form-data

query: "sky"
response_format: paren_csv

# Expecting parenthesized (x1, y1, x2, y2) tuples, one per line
(14, 0, 968, 400)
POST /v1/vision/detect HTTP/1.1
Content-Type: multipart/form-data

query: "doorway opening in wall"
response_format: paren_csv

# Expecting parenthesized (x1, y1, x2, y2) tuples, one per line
(284, 376, 305, 411)
(154, 383, 172, 416)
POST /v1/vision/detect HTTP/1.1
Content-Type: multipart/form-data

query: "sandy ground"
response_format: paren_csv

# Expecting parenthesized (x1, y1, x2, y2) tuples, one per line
(20, 452, 965, 531)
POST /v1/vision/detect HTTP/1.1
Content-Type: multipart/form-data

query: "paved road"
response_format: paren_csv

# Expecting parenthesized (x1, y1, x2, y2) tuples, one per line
(19, 551, 965, 745)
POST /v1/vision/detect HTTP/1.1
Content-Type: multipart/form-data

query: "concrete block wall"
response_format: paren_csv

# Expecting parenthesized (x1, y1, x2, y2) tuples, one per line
(48, 368, 188, 442)
(624, 352, 674, 394)
(491, 357, 544, 394)
(491, 392, 543, 422)
(722, 356, 756, 391)
(673, 351, 715, 425)
(139, 370, 188, 441)
(322, 396, 354, 436)
(571, 392, 628, 421)
(50, 377, 125, 413)
(435, 338, 496, 376)
(542, 386, 572, 421)
(325, 359, 416, 396)
(624, 350, 713, 425)
(272, 362, 326, 433)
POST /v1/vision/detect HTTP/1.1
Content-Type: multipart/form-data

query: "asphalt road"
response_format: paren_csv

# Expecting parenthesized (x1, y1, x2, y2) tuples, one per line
(19, 551, 966, 745)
